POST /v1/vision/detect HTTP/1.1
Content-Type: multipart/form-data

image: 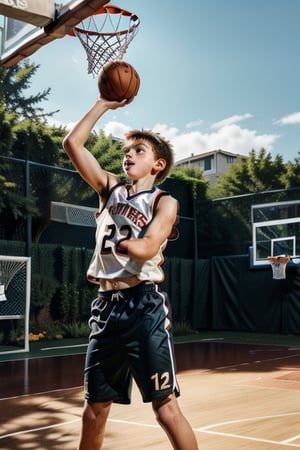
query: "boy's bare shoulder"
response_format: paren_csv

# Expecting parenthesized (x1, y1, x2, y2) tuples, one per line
(97, 172, 121, 198)
(156, 192, 178, 213)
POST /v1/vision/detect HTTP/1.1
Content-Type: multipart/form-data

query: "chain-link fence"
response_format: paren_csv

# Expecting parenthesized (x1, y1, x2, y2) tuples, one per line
(0, 156, 196, 258)
(2, 155, 300, 259)
(197, 186, 300, 258)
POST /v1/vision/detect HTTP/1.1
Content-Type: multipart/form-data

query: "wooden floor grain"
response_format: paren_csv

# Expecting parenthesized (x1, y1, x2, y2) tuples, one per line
(0, 342, 300, 449)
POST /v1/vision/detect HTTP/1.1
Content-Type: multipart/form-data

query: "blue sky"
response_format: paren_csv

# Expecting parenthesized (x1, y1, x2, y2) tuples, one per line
(2, 0, 300, 163)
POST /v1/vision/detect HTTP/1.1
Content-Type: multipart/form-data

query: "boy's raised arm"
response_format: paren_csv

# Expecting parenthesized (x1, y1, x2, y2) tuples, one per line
(63, 97, 126, 194)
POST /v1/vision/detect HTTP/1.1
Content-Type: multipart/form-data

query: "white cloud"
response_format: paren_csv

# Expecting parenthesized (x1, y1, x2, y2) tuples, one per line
(55, 116, 280, 163)
(46, 118, 75, 130)
(65, 121, 76, 131)
(103, 121, 131, 138)
(152, 123, 180, 141)
(172, 124, 280, 161)
(211, 113, 253, 130)
(102, 120, 280, 162)
(185, 119, 204, 129)
(274, 112, 300, 125)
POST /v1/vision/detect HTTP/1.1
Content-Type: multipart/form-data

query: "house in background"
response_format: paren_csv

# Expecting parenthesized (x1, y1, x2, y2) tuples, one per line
(175, 149, 245, 185)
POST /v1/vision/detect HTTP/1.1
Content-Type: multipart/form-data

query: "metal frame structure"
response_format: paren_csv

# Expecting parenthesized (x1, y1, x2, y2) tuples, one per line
(0, 0, 109, 67)
(0, 256, 31, 355)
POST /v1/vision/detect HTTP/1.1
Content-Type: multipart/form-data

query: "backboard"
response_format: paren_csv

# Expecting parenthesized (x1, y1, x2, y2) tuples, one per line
(250, 199, 300, 267)
(0, 0, 54, 26)
(0, 0, 109, 67)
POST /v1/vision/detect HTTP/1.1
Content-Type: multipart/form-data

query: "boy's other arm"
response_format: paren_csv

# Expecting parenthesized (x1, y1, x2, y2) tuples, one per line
(118, 195, 178, 261)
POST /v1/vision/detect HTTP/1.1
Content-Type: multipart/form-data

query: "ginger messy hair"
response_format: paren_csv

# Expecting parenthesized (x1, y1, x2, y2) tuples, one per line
(124, 129, 174, 184)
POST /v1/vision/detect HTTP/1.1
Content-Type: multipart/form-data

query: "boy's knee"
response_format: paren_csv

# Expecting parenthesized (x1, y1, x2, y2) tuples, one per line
(81, 401, 111, 428)
(152, 395, 181, 426)
(82, 403, 96, 423)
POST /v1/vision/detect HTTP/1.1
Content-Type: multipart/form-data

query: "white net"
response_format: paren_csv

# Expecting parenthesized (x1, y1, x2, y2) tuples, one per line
(0, 256, 31, 354)
(268, 256, 290, 280)
(70, 5, 140, 76)
(0, 284, 6, 302)
(0, 259, 27, 295)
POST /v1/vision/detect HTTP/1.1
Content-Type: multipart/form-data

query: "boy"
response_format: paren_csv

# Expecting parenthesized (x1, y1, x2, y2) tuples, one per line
(63, 96, 198, 450)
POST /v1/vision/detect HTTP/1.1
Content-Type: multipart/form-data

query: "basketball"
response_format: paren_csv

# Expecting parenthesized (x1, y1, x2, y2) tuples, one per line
(98, 60, 140, 102)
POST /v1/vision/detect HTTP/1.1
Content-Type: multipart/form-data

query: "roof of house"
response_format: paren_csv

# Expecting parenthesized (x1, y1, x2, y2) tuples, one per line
(175, 148, 244, 165)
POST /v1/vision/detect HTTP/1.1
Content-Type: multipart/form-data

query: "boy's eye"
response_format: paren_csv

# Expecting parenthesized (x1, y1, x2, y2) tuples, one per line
(122, 146, 146, 155)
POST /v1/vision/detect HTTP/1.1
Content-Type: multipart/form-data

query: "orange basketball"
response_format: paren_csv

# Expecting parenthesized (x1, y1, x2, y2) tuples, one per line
(98, 60, 140, 102)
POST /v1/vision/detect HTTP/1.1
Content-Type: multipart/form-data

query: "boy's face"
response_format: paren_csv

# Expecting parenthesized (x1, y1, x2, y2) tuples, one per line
(122, 138, 165, 181)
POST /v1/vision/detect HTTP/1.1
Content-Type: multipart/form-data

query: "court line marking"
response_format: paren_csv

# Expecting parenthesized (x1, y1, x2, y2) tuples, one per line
(1, 412, 300, 447)
(0, 418, 159, 440)
(0, 385, 83, 402)
(198, 412, 300, 448)
(283, 435, 300, 444)
(41, 343, 88, 351)
(1, 348, 299, 445)
(198, 429, 300, 447)
(0, 419, 81, 439)
(215, 351, 300, 371)
(109, 418, 160, 429)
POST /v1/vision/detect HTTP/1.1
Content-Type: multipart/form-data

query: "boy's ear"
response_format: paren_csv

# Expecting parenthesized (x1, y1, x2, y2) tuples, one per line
(152, 158, 166, 174)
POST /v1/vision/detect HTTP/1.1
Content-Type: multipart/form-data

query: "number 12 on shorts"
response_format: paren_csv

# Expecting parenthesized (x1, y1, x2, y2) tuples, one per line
(151, 372, 171, 391)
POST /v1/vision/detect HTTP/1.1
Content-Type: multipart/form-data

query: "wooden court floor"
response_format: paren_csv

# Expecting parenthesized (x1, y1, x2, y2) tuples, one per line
(0, 341, 300, 449)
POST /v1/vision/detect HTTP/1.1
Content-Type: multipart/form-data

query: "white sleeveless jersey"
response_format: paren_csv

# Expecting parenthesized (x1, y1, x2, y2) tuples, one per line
(87, 183, 178, 284)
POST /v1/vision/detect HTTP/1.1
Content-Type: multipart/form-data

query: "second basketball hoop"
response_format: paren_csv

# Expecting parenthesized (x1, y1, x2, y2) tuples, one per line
(267, 256, 290, 280)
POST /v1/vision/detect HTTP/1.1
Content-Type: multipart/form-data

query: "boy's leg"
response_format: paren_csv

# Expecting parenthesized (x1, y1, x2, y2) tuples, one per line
(152, 393, 198, 450)
(78, 400, 112, 450)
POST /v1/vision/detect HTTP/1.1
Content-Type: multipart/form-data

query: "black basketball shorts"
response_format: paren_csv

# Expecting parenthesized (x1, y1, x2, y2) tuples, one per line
(84, 282, 180, 404)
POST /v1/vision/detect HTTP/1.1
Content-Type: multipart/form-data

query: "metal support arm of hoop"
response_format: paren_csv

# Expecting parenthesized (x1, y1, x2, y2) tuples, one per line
(68, 4, 140, 76)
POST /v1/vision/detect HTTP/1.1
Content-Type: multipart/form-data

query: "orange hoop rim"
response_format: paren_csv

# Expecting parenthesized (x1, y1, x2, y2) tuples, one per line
(68, 4, 140, 37)
(267, 256, 290, 264)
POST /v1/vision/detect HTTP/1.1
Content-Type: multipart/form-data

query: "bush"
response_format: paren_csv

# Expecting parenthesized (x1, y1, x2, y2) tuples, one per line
(61, 321, 90, 338)
(30, 274, 57, 322)
(173, 320, 195, 336)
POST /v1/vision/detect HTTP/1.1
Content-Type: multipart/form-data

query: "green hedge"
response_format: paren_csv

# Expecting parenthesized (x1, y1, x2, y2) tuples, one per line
(0, 242, 206, 338)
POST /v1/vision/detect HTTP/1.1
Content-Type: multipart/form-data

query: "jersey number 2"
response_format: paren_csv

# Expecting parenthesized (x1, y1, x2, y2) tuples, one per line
(101, 224, 132, 254)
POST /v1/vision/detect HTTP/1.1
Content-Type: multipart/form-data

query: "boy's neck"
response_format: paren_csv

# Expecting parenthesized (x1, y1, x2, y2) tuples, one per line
(129, 177, 155, 194)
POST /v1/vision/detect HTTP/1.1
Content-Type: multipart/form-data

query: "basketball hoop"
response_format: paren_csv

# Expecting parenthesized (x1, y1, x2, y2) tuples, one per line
(267, 256, 290, 280)
(69, 4, 140, 76)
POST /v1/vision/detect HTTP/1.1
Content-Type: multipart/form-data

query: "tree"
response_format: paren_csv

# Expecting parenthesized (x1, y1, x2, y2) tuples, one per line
(171, 166, 208, 200)
(0, 62, 58, 120)
(281, 153, 300, 188)
(0, 173, 38, 239)
(0, 104, 17, 156)
(0, 60, 63, 170)
(92, 131, 125, 178)
(0, 62, 63, 241)
(11, 119, 66, 163)
(210, 149, 286, 198)
(202, 148, 300, 257)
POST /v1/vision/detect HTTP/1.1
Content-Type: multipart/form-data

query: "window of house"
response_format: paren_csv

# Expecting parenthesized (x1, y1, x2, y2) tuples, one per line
(204, 156, 214, 171)
(226, 155, 235, 164)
